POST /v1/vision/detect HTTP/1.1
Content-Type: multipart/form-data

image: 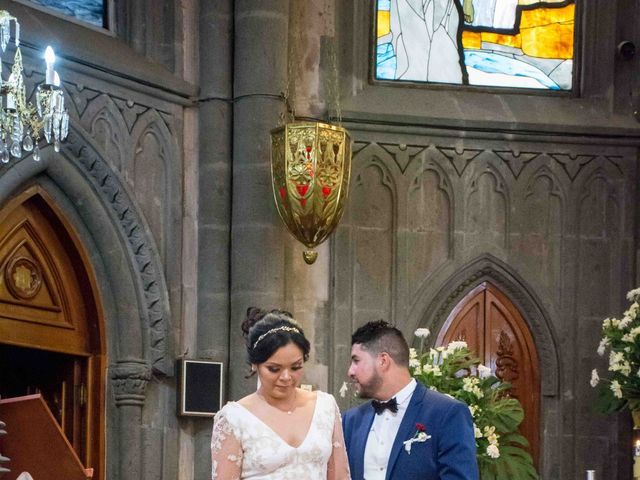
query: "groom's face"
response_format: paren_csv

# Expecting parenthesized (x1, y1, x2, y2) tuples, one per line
(348, 343, 383, 399)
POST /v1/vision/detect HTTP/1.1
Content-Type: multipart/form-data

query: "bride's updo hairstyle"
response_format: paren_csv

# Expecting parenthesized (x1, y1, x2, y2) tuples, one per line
(241, 307, 310, 370)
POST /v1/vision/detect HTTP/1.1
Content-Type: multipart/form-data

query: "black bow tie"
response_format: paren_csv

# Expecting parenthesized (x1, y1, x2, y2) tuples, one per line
(372, 397, 398, 415)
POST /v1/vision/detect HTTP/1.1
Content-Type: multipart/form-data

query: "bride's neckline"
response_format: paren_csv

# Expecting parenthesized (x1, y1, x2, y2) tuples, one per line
(234, 391, 321, 449)
(256, 389, 298, 414)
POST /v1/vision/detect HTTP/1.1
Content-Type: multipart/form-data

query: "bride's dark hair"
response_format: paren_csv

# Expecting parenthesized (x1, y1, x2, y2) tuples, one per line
(241, 307, 310, 373)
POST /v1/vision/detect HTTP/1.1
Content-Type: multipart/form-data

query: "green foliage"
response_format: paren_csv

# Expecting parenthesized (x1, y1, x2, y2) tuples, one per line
(409, 338, 538, 479)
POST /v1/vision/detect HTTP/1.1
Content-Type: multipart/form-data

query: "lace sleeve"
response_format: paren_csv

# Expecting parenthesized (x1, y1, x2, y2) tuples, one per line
(327, 399, 351, 480)
(211, 409, 243, 480)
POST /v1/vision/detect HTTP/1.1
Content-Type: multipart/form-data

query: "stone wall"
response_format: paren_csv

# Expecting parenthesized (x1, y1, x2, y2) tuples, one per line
(326, 2, 640, 478)
(0, 1, 203, 479)
(331, 126, 637, 478)
(0, 0, 638, 479)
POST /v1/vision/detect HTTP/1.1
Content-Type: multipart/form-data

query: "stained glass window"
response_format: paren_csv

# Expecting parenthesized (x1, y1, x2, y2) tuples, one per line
(26, 0, 106, 28)
(375, 0, 575, 90)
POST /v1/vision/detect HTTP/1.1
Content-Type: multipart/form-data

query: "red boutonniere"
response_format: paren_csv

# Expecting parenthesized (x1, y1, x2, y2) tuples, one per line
(403, 423, 431, 454)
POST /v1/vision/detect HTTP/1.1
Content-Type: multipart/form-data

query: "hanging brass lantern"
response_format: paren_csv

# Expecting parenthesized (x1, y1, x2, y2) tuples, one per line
(270, 121, 352, 264)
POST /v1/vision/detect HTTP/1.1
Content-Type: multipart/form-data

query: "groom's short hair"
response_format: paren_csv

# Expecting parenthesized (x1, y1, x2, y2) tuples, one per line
(351, 320, 409, 367)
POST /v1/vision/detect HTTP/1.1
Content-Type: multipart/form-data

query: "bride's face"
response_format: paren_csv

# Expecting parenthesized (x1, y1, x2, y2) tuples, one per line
(256, 342, 305, 399)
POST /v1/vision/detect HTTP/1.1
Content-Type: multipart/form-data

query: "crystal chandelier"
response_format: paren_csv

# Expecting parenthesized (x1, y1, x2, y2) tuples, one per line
(0, 11, 69, 164)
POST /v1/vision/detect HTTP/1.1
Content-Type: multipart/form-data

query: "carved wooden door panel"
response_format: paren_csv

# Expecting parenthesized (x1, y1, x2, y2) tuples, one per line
(436, 282, 540, 466)
(0, 187, 105, 479)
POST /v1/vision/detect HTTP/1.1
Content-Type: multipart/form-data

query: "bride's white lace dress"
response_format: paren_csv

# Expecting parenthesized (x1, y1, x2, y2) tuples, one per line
(211, 391, 351, 480)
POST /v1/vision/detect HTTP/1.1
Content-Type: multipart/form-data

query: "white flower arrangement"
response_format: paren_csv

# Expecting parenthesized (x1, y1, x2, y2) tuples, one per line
(591, 288, 640, 413)
(409, 332, 537, 479)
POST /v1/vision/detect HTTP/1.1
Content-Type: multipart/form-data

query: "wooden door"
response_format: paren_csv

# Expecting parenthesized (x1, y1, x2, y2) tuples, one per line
(0, 187, 105, 479)
(436, 282, 540, 466)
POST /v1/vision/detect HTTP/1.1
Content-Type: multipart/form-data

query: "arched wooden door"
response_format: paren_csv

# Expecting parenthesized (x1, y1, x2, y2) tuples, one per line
(436, 282, 540, 466)
(0, 186, 105, 479)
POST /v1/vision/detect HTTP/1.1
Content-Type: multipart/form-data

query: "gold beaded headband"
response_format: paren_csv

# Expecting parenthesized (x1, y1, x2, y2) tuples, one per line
(253, 326, 300, 349)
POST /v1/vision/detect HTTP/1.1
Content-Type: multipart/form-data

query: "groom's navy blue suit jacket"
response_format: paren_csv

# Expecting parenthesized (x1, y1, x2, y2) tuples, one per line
(342, 382, 479, 480)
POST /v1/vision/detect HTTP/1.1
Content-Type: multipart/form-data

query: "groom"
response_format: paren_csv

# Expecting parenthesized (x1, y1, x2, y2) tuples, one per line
(342, 320, 478, 479)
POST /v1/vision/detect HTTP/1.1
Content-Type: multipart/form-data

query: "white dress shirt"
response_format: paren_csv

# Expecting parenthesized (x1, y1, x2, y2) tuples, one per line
(363, 379, 417, 480)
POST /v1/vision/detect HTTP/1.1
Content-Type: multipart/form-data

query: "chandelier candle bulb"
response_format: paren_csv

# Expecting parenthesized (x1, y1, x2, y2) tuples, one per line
(44, 46, 55, 85)
(0, 12, 70, 162)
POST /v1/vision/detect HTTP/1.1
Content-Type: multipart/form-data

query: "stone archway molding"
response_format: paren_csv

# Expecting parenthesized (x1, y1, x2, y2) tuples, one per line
(0, 125, 173, 377)
(415, 254, 560, 396)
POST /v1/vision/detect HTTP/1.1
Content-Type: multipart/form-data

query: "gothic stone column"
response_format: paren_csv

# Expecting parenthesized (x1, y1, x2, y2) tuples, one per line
(110, 360, 151, 480)
(230, 0, 290, 400)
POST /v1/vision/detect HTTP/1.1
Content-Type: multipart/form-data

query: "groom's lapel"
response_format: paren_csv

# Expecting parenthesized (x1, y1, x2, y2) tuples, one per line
(353, 405, 375, 479)
(385, 383, 426, 480)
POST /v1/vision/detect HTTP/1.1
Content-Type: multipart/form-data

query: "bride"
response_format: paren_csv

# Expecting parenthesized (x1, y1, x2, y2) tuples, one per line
(211, 308, 351, 480)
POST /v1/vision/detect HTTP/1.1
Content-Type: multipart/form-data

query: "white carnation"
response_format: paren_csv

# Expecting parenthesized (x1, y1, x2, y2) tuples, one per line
(424, 364, 442, 376)
(627, 288, 640, 302)
(590, 369, 599, 387)
(477, 364, 492, 379)
(619, 316, 632, 329)
(597, 338, 609, 356)
(611, 380, 623, 399)
(486, 444, 500, 459)
(414, 328, 431, 338)
(447, 340, 468, 351)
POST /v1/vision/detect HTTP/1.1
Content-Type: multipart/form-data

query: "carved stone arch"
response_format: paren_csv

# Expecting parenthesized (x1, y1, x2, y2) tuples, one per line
(485, 148, 520, 183)
(574, 166, 624, 241)
(524, 164, 566, 205)
(351, 153, 397, 196)
(572, 166, 626, 321)
(410, 254, 560, 396)
(423, 144, 464, 187)
(0, 127, 172, 376)
(341, 147, 398, 323)
(513, 164, 566, 303)
(465, 162, 510, 208)
(352, 142, 397, 174)
(571, 154, 625, 187)
(350, 144, 398, 222)
(404, 158, 455, 297)
(518, 163, 567, 239)
(463, 163, 510, 250)
(576, 166, 622, 207)
(128, 109, 181, 261)
(408, 156, 455, 210)
(128, 108, 178, 173)
(62, 126, 172, 375)
(0, 126, 172, 480)
(80, 94, 128, 172)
